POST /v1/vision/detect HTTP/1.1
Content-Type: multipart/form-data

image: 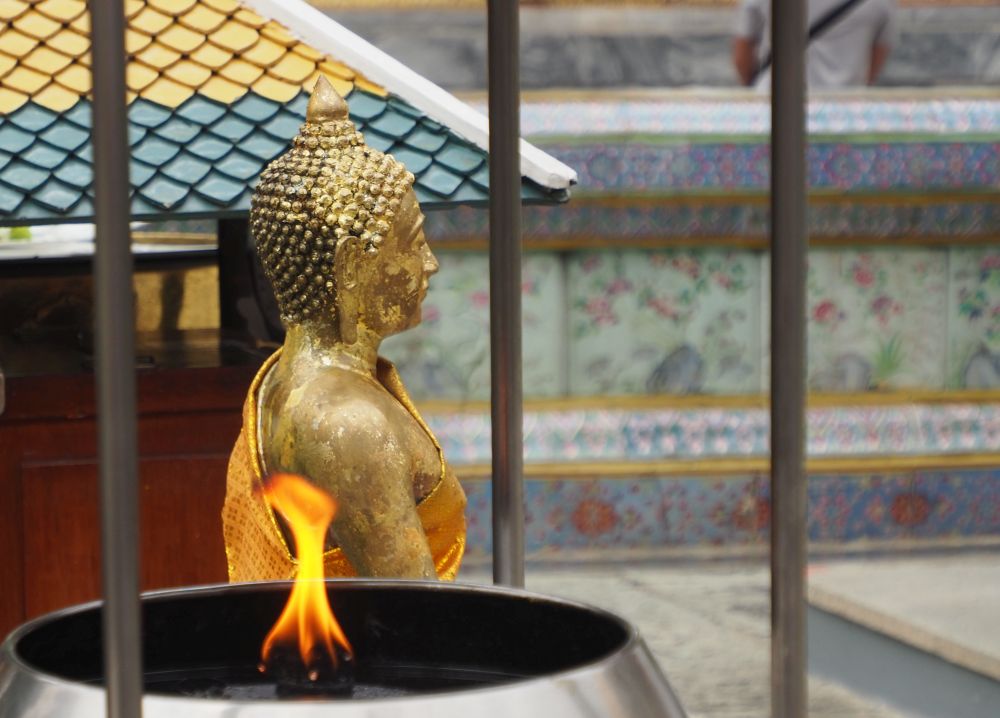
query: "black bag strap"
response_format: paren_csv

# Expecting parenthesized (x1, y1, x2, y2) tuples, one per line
(751, 0, 869, 83)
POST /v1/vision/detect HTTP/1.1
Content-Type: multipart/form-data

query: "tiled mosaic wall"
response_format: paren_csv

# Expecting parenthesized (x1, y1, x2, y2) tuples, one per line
(459, 470, 1000, 561)
(381, 246, 1000, 400)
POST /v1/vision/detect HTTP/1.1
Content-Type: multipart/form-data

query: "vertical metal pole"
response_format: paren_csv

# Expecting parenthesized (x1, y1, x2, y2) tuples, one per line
(89, 1, 143, 717)
(770, 0, 808, 714)
(487, 0, 525, 588)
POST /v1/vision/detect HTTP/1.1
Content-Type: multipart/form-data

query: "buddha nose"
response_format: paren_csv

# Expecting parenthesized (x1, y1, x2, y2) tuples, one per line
(424, 246, 439, 276)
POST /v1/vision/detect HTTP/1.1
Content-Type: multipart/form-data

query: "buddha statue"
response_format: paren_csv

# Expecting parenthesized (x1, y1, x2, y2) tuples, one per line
(222, 77, 466, 582)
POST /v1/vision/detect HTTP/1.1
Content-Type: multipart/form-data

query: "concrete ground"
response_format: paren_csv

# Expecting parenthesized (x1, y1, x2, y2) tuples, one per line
(462, 561, 908, 718)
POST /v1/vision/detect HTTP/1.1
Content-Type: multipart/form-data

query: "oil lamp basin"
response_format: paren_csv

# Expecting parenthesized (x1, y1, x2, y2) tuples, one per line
(0, 580, 686, 718)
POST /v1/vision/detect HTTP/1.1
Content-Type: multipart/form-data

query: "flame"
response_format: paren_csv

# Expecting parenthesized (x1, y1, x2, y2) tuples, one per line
(259, 473, 353, 677)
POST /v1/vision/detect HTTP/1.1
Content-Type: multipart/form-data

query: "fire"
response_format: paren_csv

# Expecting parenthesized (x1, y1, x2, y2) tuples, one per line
(259, 473, 353, 680)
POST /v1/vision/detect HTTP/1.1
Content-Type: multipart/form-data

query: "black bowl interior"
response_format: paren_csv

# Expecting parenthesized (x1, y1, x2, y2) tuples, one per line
(14, 582, 630, 699)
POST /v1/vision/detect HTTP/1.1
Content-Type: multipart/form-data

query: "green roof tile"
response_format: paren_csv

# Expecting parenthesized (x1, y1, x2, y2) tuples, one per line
(387, 146, 432, 175)
(0, 184, 25, 215)
(176, 96, 226, 125)
(0, 161, 49, 191)
(240, 134, 286, 161)
(436, 143, 485, 174)
(129, 160, 157, 187)
(188, 135, 233, 162)
(153, 117, 202, 145)
(130, 100, 173, 129)
(469, 165, 490, 191)
(0, 125, 34, 154)
(231, 93, 281, 123)
(22, 142, 67, 170)
(9, 104, 57, 133)
(195, 172, 245, 205)
(34, 180, 81, 213)
(215, 151, 261, 181)
(139, 176, 190, 210)
(161, 153, 212, 185)
(403, 126, 448, 154)
(368, 110, 416, 138)
(41, 123, 89, 153)
(361, 127, 394, 153)
(63, 102, 90, 128)
(53, 157, 92, 188)
(419, 164, 464, 198)
(344, 90, 384, 121)
(133, 135, 181, 167)
(210, 114, 255, 143)
(260, 112, 300, 141)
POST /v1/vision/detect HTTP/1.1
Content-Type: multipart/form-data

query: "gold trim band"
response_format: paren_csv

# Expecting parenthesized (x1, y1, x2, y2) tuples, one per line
(453, 452, 1000, 480)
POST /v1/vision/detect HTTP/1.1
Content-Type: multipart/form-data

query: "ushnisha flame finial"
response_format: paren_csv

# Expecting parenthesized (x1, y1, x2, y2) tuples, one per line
(306, 75, 349, 123)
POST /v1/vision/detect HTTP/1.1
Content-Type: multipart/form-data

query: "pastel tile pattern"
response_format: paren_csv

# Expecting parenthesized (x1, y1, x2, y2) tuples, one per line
(425, 200, 1000, 244)
(380, 251, 566, 401)
(567, 249, 762, 395)
(425, 403, 1000, 464)
(805, 249, 949, 391)
(947, 247, 1000, 389)
(458, 470, 1000, 559)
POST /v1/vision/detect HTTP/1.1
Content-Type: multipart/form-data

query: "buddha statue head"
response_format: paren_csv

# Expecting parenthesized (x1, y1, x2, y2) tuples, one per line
(250, 76, 438, 345)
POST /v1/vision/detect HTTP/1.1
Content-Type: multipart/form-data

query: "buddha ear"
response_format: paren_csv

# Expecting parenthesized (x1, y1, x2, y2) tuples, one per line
(334, 237, 362, 344)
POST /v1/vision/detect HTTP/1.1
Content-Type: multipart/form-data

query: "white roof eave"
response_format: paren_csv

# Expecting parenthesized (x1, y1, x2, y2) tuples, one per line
(241, 0, 578, 191)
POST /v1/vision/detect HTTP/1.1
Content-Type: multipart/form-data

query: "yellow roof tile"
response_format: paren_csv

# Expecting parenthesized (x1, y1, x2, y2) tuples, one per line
(217, 57, 263, 85)
(34, 0, 86, 23)
(54, 62, 90, 93)
(135, 41, 182, 70)
(268, 51, 315, 84)
(78, 51, 90, 67)
(125, 28, 154, 54)
(126, 61, 159, 92)
(202, 0, 239, 13)
(158, 23, 206, 54)
(0, 1, 30, 22)
(0, 86, 28, 113)
(199, 74, 247, 104)
(250, 73, 299, 103)
(69, 11, 89, 33)
(259, 21, 296, 48)
(240, 36, 284, 68)
(353, 76, 387, 97)
(178, 4, 227, 34)
(164, 58, 213, 88)
(0, 52, 15, 78)
(148, 0, 198, 16)
(318, 59, 355, 82)
(131, 7, 172, 36)
(233, 8, 268, 29)
(209, 20, 259, 53)
(22, 45, 72, 75)
(2, 65, 50, 94)
(47, 28, 89, 57)
(125, 0, 144, 19)
(0, 28, 39, 57)
(141, 75, 195, 106)
(189, 41, 232, 69)
(14, 10, 62, 40)
(319, 73, 355, 100)
(291, 42, 323, 63)
(33, 80, 79, 111)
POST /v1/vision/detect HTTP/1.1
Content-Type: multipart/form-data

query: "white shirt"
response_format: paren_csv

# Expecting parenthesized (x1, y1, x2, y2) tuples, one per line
(735, 0, 897, 88)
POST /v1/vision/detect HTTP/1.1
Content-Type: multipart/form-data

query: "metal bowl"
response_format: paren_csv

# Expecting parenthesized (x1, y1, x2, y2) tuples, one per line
(0, 580, 686, 718)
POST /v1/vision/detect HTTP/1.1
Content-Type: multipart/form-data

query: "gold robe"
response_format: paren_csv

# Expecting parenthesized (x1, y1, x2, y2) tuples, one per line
(222, 350, 466, 582)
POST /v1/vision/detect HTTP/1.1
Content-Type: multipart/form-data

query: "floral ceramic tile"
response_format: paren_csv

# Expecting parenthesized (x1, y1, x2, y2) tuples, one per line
(567, 249, 762, 395)
(805, 249, 948, 391)
(947, 248, 1000, 389)
(381, 251, 565, 401)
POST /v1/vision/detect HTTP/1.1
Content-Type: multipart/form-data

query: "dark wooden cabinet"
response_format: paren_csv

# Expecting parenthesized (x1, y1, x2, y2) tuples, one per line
(0, 364, 257, 638)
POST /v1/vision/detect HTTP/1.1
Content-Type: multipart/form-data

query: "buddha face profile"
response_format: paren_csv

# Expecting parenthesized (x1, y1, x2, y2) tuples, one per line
(250, 76, 438, 347)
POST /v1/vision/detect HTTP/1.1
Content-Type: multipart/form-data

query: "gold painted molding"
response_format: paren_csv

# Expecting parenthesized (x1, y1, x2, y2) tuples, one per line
(418, 388, 1000, 414)
(453, 452, 1000, 480)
